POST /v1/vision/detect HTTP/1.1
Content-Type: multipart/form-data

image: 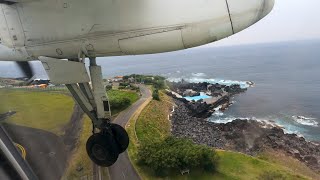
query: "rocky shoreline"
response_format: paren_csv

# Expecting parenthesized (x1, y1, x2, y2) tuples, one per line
(171, 99, 320, 173)
(166, 81, 247, 118)
(167, 80, 320, 173)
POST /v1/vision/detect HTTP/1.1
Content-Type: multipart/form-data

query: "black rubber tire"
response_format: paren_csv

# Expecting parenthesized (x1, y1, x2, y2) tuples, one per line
(86, 133, 119, 167)
(110, 124, 129, 153)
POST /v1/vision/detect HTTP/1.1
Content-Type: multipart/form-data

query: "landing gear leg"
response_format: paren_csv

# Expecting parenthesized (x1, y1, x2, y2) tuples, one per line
(39, 56, 129, 167)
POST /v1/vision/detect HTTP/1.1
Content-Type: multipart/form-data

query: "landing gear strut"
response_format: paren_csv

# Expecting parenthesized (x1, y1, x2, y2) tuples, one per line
(39, 55, 129, 167)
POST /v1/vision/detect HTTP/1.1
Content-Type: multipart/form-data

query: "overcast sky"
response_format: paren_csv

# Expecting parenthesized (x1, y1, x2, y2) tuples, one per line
(209, 0, 320, 46)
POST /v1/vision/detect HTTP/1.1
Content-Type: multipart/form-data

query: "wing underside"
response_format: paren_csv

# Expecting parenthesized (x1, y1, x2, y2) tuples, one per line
(0, 0, 35, 4)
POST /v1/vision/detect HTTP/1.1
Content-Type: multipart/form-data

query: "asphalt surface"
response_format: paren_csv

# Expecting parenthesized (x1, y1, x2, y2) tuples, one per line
(108, 85, 151, 180)
(3, 123, 67, 180)
(0, 125, 36, 180)
(0, 104, 84, 180)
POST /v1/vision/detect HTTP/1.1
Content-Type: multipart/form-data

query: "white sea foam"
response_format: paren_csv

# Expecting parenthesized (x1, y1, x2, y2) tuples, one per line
(188, 78, 251, 88)
(207, 116, 309, 138)
(167, 77, 253, 89)
(213, 106, 224, 116)
(291, 116, 318, 127)
(167, 77, 182, 82)
(208, 116, 283, 129)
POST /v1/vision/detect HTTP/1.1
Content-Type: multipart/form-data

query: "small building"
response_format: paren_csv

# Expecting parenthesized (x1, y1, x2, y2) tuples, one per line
(110, 76, 124, 82)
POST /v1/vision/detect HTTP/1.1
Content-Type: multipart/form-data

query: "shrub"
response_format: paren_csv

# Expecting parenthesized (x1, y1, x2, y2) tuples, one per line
(105, 85, 112, 91)
(119, 82, 130, 87)
(137, 136, 219, 177)
(109, 97, 131, 110)
(152, 89, 160, 100)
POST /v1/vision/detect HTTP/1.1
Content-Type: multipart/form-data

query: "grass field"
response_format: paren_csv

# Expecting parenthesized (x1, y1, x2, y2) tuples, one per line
(257, 150, 320, 179)
(0, 89, 73, 134)
(126, 91, 314, 180)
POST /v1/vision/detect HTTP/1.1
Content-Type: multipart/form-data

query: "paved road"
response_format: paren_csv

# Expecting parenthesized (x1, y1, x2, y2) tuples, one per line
(108, 85, 151, 180)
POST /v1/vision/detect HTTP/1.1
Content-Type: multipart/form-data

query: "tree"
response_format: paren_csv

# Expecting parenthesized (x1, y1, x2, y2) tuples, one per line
(105, 85, 112, 91)
(152, 89, 160, 100)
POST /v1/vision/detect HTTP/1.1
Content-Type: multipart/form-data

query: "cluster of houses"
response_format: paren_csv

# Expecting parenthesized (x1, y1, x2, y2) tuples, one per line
(0, 75, 138, 89)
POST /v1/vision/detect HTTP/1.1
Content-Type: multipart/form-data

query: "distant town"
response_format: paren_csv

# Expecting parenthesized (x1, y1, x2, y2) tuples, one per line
(0, 74, 161, 90)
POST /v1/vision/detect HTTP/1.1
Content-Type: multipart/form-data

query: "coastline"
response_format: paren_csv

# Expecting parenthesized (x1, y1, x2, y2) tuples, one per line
(171, 99, 320, 173)
(166, 80, 320, 174)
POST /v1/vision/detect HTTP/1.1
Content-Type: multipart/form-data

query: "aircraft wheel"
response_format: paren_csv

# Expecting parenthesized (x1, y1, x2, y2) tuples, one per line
(110, 123, 129, 153)
(86, 133, 119, 167)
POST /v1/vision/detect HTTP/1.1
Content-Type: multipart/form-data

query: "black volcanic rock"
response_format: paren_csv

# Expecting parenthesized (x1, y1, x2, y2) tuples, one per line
(171, 100, 320, 173)
(167, 81, 246, 119)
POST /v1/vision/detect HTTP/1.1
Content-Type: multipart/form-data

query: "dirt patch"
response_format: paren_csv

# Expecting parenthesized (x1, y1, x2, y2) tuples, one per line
(62, 104, 85, 156)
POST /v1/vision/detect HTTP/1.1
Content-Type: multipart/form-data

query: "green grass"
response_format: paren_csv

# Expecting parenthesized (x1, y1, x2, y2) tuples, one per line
(107, 89, 139, 115)
(257, 150, 320, 179)
(213, 150, 309, 180)
(127, 91, 174, 180)
(135, 92, 171, 144)
(127, 91, 314, 180)
(0, 89, 73, 134)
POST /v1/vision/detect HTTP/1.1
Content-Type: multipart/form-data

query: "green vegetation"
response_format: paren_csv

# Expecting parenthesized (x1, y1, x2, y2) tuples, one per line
(215, 150, 308, 180)
(137, 136, 219, 177)
(107, 89, 139, 115)
(259, 171, 287, 180)
(134, 91, 171, 144)
(152, 89, 160, 100)
(123, 74, 166, 89)
(0, 89, 73, 134)
(126, 90, 313, 180)
(105, 84, 113, 91)
(257, 150, 320, 179)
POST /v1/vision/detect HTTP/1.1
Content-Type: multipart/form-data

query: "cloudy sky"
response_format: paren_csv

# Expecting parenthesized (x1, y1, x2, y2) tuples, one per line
(210, 0, 320, 46)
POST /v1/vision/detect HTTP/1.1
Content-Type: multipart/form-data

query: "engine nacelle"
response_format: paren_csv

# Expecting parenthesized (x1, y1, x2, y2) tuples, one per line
(0, 0, 274, 60)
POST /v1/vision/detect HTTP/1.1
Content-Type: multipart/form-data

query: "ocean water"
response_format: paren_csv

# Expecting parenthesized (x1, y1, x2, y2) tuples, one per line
(1, 40, 320, 140)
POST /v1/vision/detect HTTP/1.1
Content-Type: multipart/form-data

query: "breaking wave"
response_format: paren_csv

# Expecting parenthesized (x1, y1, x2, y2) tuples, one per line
(207, 115, 309, 138)
(213, 106, 224, 117)
(292, 116, 318, 127)
(167, 77, 253, 89)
